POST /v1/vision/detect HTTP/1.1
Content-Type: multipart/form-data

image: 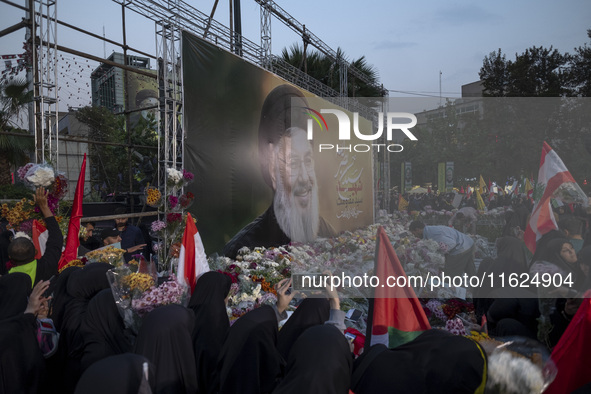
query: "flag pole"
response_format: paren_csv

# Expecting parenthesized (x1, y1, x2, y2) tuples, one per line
(364, 225, 382, 353)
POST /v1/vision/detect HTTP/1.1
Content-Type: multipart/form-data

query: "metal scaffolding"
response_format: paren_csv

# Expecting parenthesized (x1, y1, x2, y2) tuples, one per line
(253, 0, 383, 98)
(260, 0, 272, 70)
(30, 0, 59, 165)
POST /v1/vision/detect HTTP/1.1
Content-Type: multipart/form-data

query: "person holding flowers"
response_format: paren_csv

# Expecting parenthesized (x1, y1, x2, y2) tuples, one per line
(7, 187, 64, 286)
(113, 207, 147, 262)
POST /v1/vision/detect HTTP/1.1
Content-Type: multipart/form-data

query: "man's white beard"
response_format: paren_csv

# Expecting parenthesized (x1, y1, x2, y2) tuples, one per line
(273, 169, 319, 243)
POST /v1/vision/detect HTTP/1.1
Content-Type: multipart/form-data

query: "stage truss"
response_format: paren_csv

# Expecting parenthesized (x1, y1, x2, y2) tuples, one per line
(25, 0, 389, 225)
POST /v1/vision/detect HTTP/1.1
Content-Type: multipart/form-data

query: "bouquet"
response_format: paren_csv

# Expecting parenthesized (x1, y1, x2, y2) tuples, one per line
(144, 185, 163, 208)
(86, 245, 126, 265)
(22, 163, 55, 188)
(107, 256, 188, 332)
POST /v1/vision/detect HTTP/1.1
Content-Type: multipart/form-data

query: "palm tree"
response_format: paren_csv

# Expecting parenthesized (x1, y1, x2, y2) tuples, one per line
(0, 79, 35, 185)
(281, 44, 384, 97)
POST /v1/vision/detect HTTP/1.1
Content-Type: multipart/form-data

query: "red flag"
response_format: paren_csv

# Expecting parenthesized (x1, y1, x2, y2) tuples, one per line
(32, 220, 48, 260)
(178, 213, 209, 295)
(460, 186, 464, 194)
(524, 142, 586, 253)
(58, 154, 86, 269)
(545, 291, 591, 394)
(366, 227, 430, 350)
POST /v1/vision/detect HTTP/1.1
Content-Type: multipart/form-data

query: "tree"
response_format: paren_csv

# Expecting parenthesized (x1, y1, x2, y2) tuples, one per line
(281, 44, 384, 97)
(567, 29, 591, 97)
(480, 49, 509, 97)
(480, 46, 569, 97)
(0, 79, 34, 185)
(75, 106, 157, 194)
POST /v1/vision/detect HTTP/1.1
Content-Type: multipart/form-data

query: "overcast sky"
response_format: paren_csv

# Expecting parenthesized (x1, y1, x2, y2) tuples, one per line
(1, 0, 589, 105)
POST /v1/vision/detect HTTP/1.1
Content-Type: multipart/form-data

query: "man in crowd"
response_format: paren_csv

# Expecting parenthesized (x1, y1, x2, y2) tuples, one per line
(222, 85, 335, 259)
(111, 207, 146, 259)
(410, 220, 476, 277)
(7, 187, 63, 285)
(101, 228, 122, 247)
(449, 206, 479, 235)
(80, 222, 100, 251)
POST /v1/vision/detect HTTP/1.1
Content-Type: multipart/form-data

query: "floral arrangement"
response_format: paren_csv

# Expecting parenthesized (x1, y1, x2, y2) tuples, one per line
(1, 162, 69, 233)
(145, 186, 162, 207)
(131, 274, 187, 317)
(86, 245, 126, 265)
(206, 211, 499, 335)
(107, 255, 188, 332)
(150, 212, 197, 272)
(1, 198, 34, 230)
(58, 257, 87, 273)
(166, 167, 183, 189)
(22, 163, 55, 187)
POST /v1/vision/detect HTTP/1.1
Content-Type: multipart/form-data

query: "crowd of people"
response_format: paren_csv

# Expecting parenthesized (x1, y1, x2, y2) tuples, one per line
(2, 186, 591, 393)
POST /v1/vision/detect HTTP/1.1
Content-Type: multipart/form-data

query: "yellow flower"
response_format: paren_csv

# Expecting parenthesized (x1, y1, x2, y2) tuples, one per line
(122, 272, 155, 292)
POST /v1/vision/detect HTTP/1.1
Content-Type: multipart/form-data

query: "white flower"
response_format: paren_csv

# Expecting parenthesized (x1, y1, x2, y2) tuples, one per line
(26, 165, 55, 187)
(14, 232, 32, 241)
(486, 351, 545, 394)
(166, 168, 183, 184)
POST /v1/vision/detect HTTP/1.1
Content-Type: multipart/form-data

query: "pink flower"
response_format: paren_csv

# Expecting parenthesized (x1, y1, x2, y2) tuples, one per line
(168, 195, 179, 209)
(182, 169, 194, 181)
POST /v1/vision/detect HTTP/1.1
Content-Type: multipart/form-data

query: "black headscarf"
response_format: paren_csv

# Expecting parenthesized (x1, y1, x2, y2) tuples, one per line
(495, 236, 529, 275)
(273, 324, 352, 394)
(0, 273, 47, 394)
(188, 271, 231, 394)
(80, 288, 132, 371)
(134, 304, 198, 394)
(533, 238, 585, 287)
(61, 263, 114, 356)
(276, 297, 329, 360)
(58, 262, 113, 393)
(0, 271, 30, 319)
(216, 305, 285, 394)
(351, 330, 487, 394)
(74, 353, 156, 394)
(49, 265, 81, 332)
(530, 230, 567, 266)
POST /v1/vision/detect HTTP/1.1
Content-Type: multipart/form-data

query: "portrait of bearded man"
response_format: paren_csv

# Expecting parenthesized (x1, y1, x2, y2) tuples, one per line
(222, 84, 335, 258)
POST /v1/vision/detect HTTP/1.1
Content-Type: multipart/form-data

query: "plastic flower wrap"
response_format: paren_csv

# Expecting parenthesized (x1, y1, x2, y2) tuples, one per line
(86, 245, 126, 265)
(24, 163, 55, 188)
(131, 274, 188, 317)
(107, 256, 185, 333)
(166, 167, 183, 189)
(481, 337, 557, 394)
(145, 186, 163, 207)
(445, 317, 467, 336)
(51, 173, 68, 200)
(178, 192, 195, 210)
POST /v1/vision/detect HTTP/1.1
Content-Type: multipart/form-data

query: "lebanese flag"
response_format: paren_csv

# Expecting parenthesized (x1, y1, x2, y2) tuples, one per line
(177, 213, 209, 295)
(58, 154, 86, 269)
(365, 226, 430, 351)
(545, 290, 591, 394)
(32, 220, 48, 260)
(524, 142, 585, 253)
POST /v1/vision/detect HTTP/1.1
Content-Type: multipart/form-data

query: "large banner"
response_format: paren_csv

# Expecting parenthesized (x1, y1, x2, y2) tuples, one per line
(445, 161, 454, 191)
(182, 31, 374, 254)
(438, 162, 445, 194)
(401, 162, 412, 193)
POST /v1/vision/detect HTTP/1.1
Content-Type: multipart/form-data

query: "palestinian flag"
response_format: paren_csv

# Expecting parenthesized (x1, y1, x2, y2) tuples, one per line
(365, 226, 430, 350)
